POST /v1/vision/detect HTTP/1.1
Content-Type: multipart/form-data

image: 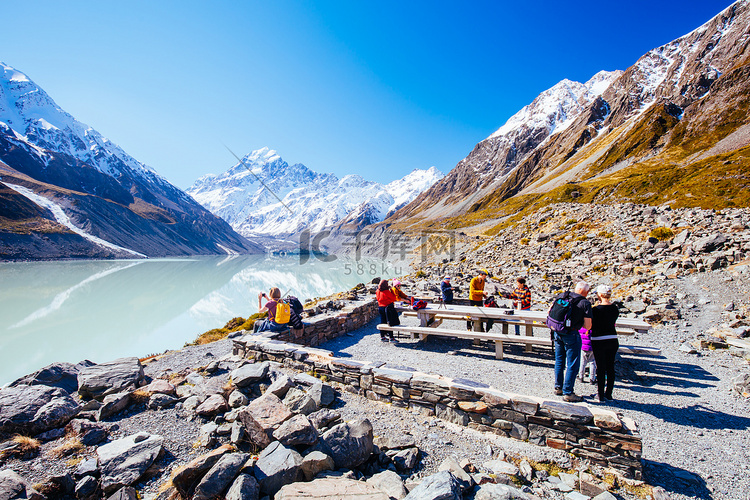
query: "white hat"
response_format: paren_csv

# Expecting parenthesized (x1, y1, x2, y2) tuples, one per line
(596, 284, 612, 295)
(443, 276, 451, 281)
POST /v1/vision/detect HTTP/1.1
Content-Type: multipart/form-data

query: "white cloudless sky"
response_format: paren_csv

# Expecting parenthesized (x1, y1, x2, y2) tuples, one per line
(1, 0, 734, 188)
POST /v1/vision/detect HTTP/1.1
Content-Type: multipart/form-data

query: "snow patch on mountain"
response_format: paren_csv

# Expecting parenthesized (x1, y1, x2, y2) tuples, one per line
(187, 149, 443, 237)
(4, 182, 147, 257)
(0, 61, 185, 199)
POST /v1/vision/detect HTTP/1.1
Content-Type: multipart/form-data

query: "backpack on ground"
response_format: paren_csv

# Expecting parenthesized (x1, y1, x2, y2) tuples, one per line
(275, 299, 291, 325)
(545, 291, 581, 333)
(484, 296, 499, 308)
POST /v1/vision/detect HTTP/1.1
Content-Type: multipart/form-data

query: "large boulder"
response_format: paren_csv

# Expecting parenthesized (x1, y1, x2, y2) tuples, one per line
(320, 419, 373, 470)
(231, 363, 270, 388)
(225, 474, 260, 500)
(97, 432, 164, 494)
(276, 477, 389, 499)
(193, 453, 250, 500)
(246, 392, 293, 434)
(172, 445, 234, 497)
(0, 470, 44, 500)
(366, 470, 408, 500)
(272, 414, 318, 446)
(403, 471, 462, 500)
(77, 357, 145, 401)
(10, 360, 94, 394)
(0, 385, 80, 436)
(253, 441, 303, 497)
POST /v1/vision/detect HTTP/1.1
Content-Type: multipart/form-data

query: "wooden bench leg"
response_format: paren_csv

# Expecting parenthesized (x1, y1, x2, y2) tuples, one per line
(502, 323, 509, 335)
(495, 340, 504, 360)
(473, 338, 481, 346)
(525, 322, 533, 353)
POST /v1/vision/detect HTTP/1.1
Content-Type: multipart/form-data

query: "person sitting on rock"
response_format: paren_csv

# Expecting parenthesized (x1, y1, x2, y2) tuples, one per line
(253, 287, 292, 333)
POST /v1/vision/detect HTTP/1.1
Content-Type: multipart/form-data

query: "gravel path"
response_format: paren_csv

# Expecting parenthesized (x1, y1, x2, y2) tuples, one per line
(318, 270, 750, 500)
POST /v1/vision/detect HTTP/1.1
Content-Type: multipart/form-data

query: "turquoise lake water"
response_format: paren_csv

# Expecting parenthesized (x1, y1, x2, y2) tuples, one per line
(0, 255, 404, 385)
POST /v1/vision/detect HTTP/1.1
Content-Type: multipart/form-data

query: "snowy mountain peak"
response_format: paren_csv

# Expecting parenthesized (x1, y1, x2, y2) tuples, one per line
(187, 149, 443, 237)
(489, 70, 622, 141)
(0, 61, 167, 183)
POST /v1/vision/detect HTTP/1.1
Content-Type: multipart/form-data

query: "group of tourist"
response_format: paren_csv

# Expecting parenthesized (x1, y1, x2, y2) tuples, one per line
(378, 271, 621, 404)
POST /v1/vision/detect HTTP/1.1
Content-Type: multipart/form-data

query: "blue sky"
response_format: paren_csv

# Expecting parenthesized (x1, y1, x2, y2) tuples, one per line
(2, 0, 733, 188)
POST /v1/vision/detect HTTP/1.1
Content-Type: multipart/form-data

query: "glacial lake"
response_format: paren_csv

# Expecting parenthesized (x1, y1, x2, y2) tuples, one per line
(0, 255, 405, 385)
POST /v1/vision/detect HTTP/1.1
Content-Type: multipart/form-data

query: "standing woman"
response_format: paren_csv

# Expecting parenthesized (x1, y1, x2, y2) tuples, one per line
(591, 284, 619, 402)
(376, 280, 399, 342)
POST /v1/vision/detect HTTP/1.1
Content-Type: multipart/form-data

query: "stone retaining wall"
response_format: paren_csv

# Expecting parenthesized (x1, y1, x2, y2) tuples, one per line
(233, 334, 643, 480)
(272, 299, 379, 347)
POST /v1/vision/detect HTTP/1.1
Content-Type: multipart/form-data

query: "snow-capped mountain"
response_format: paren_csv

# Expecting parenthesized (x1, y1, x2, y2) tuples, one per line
(187, 148, 443, 237)
(397, 0, 750, 223)
(0, 62, 261, 259)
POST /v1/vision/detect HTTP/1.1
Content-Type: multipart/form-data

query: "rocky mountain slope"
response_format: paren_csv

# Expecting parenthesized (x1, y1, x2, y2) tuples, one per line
(393, 0, 750, 232)
(0, 62, 262, 260)
(186, 148, 443, 238)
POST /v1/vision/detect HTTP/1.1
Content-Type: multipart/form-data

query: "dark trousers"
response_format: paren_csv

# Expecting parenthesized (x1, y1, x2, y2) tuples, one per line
(592, 339, 619, 398)
(379, 304, 399, 338)
(467, 300, 489, 331)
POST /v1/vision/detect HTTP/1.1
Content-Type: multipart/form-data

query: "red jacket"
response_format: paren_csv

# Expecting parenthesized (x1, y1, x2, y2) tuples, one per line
(376, 289, 399, 307)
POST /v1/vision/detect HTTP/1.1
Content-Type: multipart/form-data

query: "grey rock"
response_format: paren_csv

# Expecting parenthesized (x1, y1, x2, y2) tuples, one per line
(320, 418, 374, 469)
(74, 457, 99, 480)
(107, 486, 138, 500)
(195, 394, 228, 418)
(308, 409, 342, 430)
(97, 432, 164, 494)
(75, 475, 99, 500)
(404, 470, 462, 500)
(37, 427, 66, 441)
(225, 473, 260, 500)
(376, 434, 417, 450)
(183, 395, 203, 413)
(307, 382, 335, 407)
(276, 477, 389, 499)
(97, 392, 131, 421)
(473, 482, 536, 499)
(0, 385, 80, 436)
(193, 452, 250, 500)
(67, 419, 108, 446)
(300, 451, 335, 480)
(148, 393, 178, 410)
(253, 441, 303, 497)
(518, 459, 533, 482)
(540, 401, 593, 424)
(679, 343, 699, 354)
(77, 357, 145, 400)
(592, 492, 618, 500)
(0, 470, 44, 500)
(236, 406, 272, 449)
(266, 374, 294, 398)
(199, 422, 219, 448)
(171, 445, 234, 497)
(367, 470, 408, 499)
(283, 387, 318, 415)
(694, 233, 726, 253)
(388, 447, 419, 471)
(437, 456, 474, 491)
(484, 460, 519, 477)
(10, 360, 94, 394)
(231, 363, 270, 388)
(228, 390, 249, 408)
(272, 414, 318, 446)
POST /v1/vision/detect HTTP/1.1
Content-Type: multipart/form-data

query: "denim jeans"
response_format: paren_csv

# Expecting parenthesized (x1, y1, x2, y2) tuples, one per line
(554, 331, 582, 395)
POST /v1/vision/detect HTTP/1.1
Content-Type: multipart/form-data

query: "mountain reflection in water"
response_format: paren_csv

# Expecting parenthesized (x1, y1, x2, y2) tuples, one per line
(0, 255, 400, 385)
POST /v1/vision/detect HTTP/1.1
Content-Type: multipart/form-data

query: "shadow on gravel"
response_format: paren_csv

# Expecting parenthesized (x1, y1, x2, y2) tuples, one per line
(644, 459, 713, 499)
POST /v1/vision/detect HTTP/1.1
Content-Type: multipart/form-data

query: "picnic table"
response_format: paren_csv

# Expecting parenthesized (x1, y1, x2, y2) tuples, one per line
(376, 302, 658, 359)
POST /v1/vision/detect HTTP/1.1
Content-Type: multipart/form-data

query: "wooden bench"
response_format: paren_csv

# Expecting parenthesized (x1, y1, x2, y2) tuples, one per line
(376, 324, 661, 359)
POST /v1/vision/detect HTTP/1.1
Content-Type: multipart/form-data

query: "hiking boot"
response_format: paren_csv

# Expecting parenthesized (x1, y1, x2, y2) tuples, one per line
(604, 394, 614, 401)
(380, 337, 389, 342)
(563, 393, 583, 402)
(590, 378, 597, 385)
(389, 338, 399, 344)
(554, 388, 563, 396)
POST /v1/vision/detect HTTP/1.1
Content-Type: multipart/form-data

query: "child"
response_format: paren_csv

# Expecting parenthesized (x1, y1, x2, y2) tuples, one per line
(578, 326, 597, 384)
